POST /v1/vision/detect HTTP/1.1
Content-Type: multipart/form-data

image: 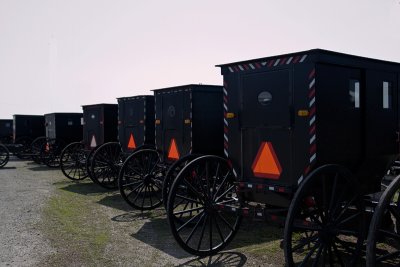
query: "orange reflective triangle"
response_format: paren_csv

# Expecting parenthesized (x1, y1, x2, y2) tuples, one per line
(251, 142, 282, 179)
(127, 133, 136, 149)
(167, 138, 180, 160)
(90, 135, 97, 148)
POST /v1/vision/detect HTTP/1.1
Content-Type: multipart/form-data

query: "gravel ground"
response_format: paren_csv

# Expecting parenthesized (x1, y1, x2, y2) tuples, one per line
(0, 159, 55, 266)
(0, 158, 283, 267)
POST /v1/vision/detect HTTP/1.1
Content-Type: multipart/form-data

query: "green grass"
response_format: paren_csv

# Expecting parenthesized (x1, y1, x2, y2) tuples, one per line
(40, 180, 112, 266)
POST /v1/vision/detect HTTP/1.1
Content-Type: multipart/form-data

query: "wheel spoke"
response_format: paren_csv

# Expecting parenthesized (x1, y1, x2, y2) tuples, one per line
(177, 210, 205, 233)
(185, 213, 205, 245)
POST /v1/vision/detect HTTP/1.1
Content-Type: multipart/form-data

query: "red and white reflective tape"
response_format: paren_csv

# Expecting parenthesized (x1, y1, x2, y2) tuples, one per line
(223, 81, 229, 158)
(298, 68, 317, 185)
(228, 54, 308, 73)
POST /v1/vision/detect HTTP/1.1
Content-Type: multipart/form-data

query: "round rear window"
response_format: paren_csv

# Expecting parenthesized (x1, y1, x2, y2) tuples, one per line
(258, 91, 272, 105)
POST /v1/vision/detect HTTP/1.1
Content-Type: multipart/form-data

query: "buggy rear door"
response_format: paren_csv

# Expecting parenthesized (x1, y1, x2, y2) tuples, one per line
(121, 99, 145, 151)
(240, 69, 292, 185)
(84, 107, 102, 148)
(160, 91, 190, 162)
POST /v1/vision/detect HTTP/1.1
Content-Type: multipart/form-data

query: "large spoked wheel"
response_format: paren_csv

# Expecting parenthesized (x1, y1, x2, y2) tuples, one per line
(118, 149, 164, 210)
(14, 136, 33, 159)
(167, 155, 242, 257)
(40, 138, 66, 168)
(31, 136, 47, 164)
(0, 144, 9, 168)
(366, 175, 400, 266)
(91, 142, 123, 189)
(162, 154, 201, 211)
(284, 164, 365, 267)
(60, 142, 88, 180)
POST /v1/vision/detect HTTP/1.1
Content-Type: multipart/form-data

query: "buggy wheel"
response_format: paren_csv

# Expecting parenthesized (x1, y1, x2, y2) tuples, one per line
(31, 136, 47, 164)
(60, 142, 88, 180)
(40, 138, 66, 168)
(118, 149, 164, 210)
(0, 144, 9, 168)
(14, 136, 33, 159)
(284, 164, 365, 267)
(167, 155, 242, 257)
(163, 154, 201, 211)
(85, 146, 98, 181)
(366, 175, 400, 266)
(91, 142, 122, 189)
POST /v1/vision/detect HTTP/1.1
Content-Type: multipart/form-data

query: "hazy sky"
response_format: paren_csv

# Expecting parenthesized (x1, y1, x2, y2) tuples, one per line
(0, 0, 399, 118)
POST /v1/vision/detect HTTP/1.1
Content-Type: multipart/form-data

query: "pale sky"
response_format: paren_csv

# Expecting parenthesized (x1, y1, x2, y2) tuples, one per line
(0, 0, 399, 118)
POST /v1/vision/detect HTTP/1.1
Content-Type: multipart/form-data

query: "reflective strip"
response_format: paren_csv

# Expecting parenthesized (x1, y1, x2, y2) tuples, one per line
(286, 57, 293, 64)
(249, 63, 255, 69)
(309, 78, 315, 88)
(300, 55, 308, 62)
(309, 116, 316, 126)
(224, 134, 228, 142)
(269, 186, 275, 191)
(310, 134, 316, 144)
(261, 61, 267, 66)
(309, 97, 315, 107)
(228, 67, 234, 72)
(310, 153, 316, 163)
(274, 59, 280, 66)
(224, 118, 228, 125)
(238, 65, 244, 71)
(223, 103, 228, 111)
(224, 149, 228, 157)
(223, 88, 227, 95)
(298, 175, 304, 185)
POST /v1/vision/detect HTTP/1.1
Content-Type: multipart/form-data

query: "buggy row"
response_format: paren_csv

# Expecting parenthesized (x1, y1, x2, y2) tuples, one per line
(2, 49, 399, 266)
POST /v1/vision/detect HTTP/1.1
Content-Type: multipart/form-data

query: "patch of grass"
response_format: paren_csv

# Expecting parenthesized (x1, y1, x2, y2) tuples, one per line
(40, 181, 112, 266)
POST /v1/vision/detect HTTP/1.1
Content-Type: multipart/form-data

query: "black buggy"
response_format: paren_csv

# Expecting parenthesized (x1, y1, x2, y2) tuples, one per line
(40, 113, 83, 167)
(89, 95, 155, 189)
(0, 119, 13, 168)
(8, 115, 45, 161)
(164, 49, 400, 266)
(118, 84, 223, 211)
(60, 104, 118, 184)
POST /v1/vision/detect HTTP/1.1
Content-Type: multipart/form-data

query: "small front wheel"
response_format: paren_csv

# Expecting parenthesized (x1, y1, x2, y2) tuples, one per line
(90, 142, 122, 189)
(60, 142, 88, 180)
(0, 144, 9, 168)
(118, 149, 164, 210)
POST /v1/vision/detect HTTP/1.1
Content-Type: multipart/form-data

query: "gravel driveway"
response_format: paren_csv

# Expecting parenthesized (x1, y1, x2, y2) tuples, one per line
(0, 159, 55, 266)
(0, 158, 282, 266)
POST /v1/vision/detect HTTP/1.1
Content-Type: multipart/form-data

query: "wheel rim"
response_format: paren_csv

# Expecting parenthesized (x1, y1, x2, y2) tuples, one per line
(0, 144, 9, 168)
(31, 137, 47, 164)
(167, 156, 241, 256)
(118, 149, 164, 210)
(163, 154, 200, 211)
(367, 175, 400, 266)
(91, 143, 122, 189)
(60, 142, 88, 180)
(284, 165, 365, 266)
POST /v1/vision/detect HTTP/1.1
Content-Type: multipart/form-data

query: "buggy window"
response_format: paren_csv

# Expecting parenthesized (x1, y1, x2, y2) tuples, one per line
(383, 81, 392, 109)
(349, 79, 360, 108)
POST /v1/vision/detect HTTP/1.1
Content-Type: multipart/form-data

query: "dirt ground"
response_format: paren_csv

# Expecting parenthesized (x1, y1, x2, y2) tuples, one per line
(0, 159, 284, 267)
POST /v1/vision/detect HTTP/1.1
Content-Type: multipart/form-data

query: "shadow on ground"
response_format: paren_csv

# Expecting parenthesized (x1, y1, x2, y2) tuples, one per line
(59, 181, 111, 195)
(128, 216, 282, 259)
(176, 252, 247, 267)
(97, 194, 133, 212)
(1, 166, 16, 170)
(28, 165, 57, 171)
